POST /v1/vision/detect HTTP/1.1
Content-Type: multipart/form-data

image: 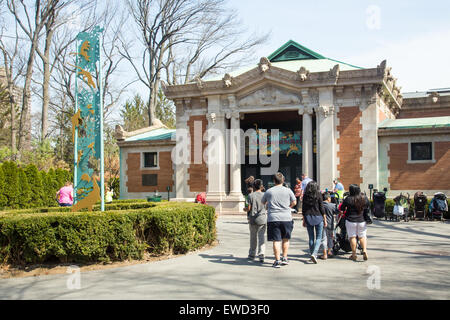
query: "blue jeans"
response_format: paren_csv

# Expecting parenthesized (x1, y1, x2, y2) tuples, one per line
(306, 222, 324, 257)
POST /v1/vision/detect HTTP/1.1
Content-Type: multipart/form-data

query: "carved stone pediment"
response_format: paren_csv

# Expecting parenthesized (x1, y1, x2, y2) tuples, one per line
(238, 86, 301, 107)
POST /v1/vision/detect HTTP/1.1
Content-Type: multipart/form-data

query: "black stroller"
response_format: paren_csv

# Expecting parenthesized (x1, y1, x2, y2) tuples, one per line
(332, 210, 363, 256)
(413, 191, 428, 220)
(372, 191, 387, 220)
(427, 192, 448, 221)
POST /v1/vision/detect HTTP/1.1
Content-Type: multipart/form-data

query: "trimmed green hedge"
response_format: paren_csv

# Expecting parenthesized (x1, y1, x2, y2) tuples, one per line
(0, 201, 159, 216)
(0, 202, 216, 265)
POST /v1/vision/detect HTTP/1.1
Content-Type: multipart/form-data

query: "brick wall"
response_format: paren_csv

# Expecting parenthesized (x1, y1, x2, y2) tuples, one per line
(126, 151, 174, 192)
(388, 141, 450, 190)
(187, 115, 208, 192)
(337, 106, 362, 188)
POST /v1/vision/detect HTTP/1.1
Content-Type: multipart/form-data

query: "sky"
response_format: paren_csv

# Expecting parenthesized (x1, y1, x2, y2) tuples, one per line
(9, 0, 450, 122)
(225, 0, 450, 92)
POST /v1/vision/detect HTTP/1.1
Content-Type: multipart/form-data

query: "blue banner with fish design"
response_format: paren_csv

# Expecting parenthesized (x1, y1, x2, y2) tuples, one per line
(71, 26, 104, 211)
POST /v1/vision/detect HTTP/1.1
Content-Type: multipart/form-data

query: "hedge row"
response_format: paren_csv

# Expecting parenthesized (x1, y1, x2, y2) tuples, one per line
(0, 202, 216, 265)
(0, 162, 72, 209)
(0, 201, 158, 216)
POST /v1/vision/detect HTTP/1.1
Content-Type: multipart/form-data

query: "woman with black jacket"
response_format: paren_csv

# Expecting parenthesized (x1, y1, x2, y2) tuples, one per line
(340, 184, 370, 261)
(301, 181, 327, 264)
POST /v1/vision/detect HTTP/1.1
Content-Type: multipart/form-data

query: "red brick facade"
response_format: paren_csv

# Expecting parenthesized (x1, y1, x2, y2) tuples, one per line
(388, 141, 450, 190)
(187, 115, 208, 192)
(337, 106, 362, 188)
(126, 151, 174, 192)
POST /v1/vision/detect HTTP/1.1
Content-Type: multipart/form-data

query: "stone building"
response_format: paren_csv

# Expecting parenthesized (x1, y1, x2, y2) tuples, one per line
(117, 40, 450, 213)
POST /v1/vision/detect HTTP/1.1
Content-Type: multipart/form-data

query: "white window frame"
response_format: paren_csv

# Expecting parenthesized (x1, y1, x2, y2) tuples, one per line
(141, 151, 160, 170)
(407, 141, 435, 164)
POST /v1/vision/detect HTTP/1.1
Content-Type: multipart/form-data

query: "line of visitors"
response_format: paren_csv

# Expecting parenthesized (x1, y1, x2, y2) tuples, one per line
(244, 172, 370, 268)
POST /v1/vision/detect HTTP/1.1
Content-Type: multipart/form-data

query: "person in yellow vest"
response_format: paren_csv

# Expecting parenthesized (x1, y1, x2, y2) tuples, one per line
(333, 178, 345, 202)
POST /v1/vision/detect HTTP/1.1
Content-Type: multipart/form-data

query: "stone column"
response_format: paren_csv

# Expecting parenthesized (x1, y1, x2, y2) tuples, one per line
(317, 87, 337, 191)
(205, 95, 227, 211)
(173, 99, 190, 200)
(229, 111, 242, 197)
(225, 94, 244, 212)
(300, 106, 314, 177)
(360, 85, 379, 195)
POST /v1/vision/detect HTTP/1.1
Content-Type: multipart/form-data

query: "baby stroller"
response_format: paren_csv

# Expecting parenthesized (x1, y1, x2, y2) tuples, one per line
(413, 191, 428, 220)
(332, 208, 363, 256)
(427, 192, 448, 221)
(372, 191, 387, 220)
(390, 193, 410, 222)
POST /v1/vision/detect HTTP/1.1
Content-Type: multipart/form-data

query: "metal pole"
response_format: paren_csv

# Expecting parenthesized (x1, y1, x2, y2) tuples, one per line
(99, 33, 105, 212)
(73, 38, 79, 205)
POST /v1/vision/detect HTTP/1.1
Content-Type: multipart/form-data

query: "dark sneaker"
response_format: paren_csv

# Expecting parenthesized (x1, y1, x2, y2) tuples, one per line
(280, 257, 289, 265)
(272, 260, 281, 268)
(247, 255, 255, 260)
(310, 255, 318, 264)
(259, 255, 264, 263)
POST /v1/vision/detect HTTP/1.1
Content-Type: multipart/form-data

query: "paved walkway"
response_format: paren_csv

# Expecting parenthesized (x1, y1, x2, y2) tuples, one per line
(0, 216, 449, 299)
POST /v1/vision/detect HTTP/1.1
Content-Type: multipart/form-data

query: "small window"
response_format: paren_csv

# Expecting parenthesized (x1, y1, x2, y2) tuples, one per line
(142, 174, 157, 186)
(411, 142, 432, 161)
(143, 152, 157, 168)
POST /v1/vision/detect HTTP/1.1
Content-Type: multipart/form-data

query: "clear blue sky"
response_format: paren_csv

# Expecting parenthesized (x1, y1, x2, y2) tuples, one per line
(227, 0, 450, 92)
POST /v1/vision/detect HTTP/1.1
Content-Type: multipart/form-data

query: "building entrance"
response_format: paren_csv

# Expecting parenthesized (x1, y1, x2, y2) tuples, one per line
(240, 111, 303, 193)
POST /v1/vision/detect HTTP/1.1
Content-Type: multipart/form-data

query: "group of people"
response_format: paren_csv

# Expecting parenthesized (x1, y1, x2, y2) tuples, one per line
(55, 182, 114, 207)
(244, 172, 370, 268)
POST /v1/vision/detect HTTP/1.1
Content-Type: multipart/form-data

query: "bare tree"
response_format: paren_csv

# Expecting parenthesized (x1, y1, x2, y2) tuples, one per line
(6, 0, 60, 152)
(120, 0, 269, 127)
(0, 16, 26, 159)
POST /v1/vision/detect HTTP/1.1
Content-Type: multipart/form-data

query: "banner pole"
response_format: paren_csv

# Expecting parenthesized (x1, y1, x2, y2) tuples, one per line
(99, 33, 105, 212)
(73, 38, 79, 205)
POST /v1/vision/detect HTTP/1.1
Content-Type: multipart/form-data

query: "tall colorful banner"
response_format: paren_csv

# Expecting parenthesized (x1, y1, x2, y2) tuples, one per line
(71, 26, 104, 212)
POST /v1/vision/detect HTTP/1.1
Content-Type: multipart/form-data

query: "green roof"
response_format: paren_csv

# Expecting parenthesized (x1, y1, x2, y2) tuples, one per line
(268, 40, 325, 62)
(124, 128, 175, 142)
(205, 40, 363, 81)
(378, 116, 450, 130)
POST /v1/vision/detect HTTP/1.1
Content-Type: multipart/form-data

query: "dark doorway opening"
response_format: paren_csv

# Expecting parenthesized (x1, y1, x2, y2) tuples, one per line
(240, 111, 302, 193)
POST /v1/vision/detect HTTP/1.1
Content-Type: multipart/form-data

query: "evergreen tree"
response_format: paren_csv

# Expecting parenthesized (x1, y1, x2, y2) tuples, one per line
(25, 164, 44, 207)
(46, 169, 59, 207)
(2, 161, 19, 208)
(17, 168, 31, 209)
(155, 90, 176, 129)
(0, 164, 7, 207)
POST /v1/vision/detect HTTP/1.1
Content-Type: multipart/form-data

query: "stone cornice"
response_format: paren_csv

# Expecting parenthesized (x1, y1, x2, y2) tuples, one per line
(117, 139, 176, 148)
(378, 126, 450, 137)
(164, 64, 389, 100)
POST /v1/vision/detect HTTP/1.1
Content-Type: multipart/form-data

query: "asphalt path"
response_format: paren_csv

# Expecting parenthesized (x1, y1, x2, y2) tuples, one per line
(0, 215, 449, 300)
